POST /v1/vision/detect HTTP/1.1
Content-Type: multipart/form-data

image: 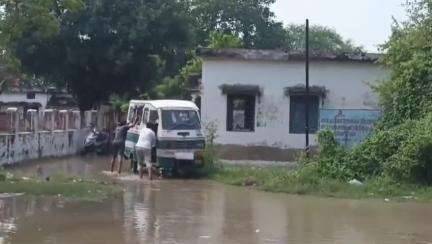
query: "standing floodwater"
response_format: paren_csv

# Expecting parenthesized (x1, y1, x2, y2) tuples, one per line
(1, 156, 432, 244)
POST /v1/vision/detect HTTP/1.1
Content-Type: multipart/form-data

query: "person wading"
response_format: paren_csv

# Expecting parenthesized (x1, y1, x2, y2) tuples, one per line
(111, 120, 137, 174)
(135, 124, 156, 180)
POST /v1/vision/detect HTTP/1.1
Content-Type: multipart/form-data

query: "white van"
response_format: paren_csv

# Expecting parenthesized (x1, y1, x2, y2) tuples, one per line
(124, 100, 205, 175)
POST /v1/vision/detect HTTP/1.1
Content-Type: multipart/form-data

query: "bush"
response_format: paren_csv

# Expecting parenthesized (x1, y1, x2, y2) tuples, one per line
(345, 122, 414, 180)
(203, 121, 218, 165)
(303, 118, 432, 186)
(382, 114, 432, 185)
(311, 113, 432, 185)
(300, 131, 352, 181)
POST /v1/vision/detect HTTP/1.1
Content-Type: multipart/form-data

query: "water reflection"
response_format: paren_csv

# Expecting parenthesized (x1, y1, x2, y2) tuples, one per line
(2, 156, 432, 244)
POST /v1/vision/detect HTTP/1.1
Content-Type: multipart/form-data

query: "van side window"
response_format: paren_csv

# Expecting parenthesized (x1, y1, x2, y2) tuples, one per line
(149, 110, 159, 124)
(143, 108, 149, 124)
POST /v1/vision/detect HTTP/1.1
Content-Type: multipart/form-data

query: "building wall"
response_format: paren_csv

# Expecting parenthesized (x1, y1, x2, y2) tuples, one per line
(0, 93, 50, 110)
(0, 130, 87, 165)
(201, 59, 388, 155)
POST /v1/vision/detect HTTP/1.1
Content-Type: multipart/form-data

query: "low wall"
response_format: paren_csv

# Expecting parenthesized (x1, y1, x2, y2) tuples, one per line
(0, 129, 87, 166)
(215, 144, 317, 162)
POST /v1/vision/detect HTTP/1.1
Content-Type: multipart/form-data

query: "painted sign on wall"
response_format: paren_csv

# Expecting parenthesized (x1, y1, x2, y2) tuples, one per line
(319, 109, 381, 147)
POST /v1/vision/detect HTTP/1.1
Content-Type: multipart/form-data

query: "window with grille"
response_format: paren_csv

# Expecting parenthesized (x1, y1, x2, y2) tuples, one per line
(227, 94, 255, 132)
(26, 92, 36, 99)
(289, 95, 319, 134)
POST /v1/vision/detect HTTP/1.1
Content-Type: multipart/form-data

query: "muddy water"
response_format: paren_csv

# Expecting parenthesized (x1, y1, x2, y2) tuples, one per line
(1, 157, 432, 244)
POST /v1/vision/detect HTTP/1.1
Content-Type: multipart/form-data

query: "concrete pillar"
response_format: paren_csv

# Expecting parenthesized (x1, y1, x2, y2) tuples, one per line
(6, 107, 19, 134)
(59, 110, 68, 130)
(27, 109, 39, 132)
(72, 110, 81, 129)
(43, 109, 55, 131)
(84, 110, 97, 128)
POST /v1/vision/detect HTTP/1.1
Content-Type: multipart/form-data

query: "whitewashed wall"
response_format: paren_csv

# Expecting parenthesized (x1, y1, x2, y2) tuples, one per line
(0, 130, 87, 165)
(201, 59, 388, 150)
(0, 93, 50, 109)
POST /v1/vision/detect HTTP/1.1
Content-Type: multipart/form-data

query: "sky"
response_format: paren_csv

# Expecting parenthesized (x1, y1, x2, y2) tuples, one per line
(272, 0, 408, 52)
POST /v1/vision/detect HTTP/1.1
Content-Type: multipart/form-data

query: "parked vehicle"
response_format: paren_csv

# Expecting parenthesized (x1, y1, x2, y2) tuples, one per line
(83, 125, 110, 155)
(124, 100, 205, 176)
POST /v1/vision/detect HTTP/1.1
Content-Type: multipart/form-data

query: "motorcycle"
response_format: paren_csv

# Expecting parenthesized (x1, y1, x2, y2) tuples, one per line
(82, 126, 110, 155)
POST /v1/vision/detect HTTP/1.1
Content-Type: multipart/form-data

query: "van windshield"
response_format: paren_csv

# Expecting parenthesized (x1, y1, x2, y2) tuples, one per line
(161, 110, 201, 130)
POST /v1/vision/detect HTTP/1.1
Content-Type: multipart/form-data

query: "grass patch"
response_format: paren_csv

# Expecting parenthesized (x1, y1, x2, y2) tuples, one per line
(206, 165, 432, 202)
(0, 172, 122, 202)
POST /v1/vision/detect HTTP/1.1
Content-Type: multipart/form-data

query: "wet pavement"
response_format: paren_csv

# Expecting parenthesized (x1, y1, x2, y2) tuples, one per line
(1, 156, 432, 244)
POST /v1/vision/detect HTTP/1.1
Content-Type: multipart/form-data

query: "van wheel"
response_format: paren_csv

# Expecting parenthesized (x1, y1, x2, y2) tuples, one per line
(133, 160, 138, 174)
(130, 158, 137, 174)
(148, 166, 153, 180)
(139, 166, 145, 179)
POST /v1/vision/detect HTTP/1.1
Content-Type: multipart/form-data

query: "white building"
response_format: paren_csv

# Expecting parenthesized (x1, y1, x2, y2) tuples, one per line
(199, 49, 389, 161)
(0, 90, 50, 111)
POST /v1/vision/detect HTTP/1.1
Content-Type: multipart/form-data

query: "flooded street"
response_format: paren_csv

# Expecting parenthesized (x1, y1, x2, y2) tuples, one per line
(0, 157, 432, 244)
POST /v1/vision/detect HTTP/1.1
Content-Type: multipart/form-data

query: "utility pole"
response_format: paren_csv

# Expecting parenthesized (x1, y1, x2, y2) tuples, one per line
(305, 19, 310, 153)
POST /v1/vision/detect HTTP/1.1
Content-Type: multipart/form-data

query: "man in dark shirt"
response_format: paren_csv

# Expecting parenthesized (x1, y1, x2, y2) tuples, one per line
(110, 120, 136, 173)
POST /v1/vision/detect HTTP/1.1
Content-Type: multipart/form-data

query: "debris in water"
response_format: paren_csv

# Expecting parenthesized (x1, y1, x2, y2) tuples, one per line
(255, 229, 260, 233)
(243, 177, 257, 187)
(21, 177, 31, 181)
(199, 236, 211, 239)
(384, 198, 390, 202)
(6, 172, 13, 180)
(0, 193, 24, 198)
(102, 171, 119, 176)
(348, 179, 363, 186)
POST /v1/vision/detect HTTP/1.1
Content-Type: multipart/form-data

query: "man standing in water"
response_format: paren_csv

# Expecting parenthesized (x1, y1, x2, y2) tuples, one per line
(135, 124, 156, 180)
(111, 120, 136, 174)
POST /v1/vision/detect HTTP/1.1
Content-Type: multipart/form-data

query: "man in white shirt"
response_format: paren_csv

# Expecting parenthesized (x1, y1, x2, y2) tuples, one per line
(135, 125, 156, 180)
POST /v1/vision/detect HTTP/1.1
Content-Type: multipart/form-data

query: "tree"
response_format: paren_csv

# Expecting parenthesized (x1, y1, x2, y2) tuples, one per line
(283, 24, 362, 53)
(154, 32, 243, 99)
(208, 31, 244, 50)
(378, 0, 432, 126)
(1, 0, 366, 105)
(190, 0, 285, 49)
(1, 0, 194, 109)
(0, 0, 84, 91)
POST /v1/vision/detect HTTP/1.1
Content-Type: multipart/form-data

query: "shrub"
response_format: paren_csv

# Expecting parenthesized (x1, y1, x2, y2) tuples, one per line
(341, 113, 432, 185)
(382, 114, 432, 185)
(300, 131, 353, 181)
(301, 122, 432, 185)
(345, 122, 414, 180)
(203, 121, 218, 165)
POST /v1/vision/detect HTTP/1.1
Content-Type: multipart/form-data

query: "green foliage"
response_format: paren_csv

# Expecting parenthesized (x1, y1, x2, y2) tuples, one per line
(1, 0, 194, 109)
(284, 24, 363, 53)
(202, 121, 219, 165)
(307, 113, 432, 186)
(296, 0, 432, 188)
(153, 76, 184, 100)
(208, 165, 432, 202)
(382, 114, 432, 184)
(109, 94, 129, 113)
(303, 131, 354, 181)
(0, 172, 122, 201)
(154, 32, 242, 99)
(208, 31, 244, 50)
(0, 171, 6, 182)
(378, 0, 432, 126)
(1, 0, 363, 106)
(190, 0, 285, 49)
